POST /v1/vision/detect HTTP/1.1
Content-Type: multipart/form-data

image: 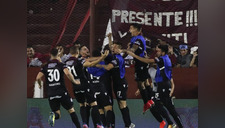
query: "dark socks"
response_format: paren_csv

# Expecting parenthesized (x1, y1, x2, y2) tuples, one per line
(80, 106, 88, 125)
(120, 107, 132, 127)
(70, 112, 81, 128)
(106, 110, 114, 127)
(140, 89, 149, 104)
(111, 109, 115, 128)
(100, 114, 107, 127)
(86, 105, 91, 126)
(146, 86, 153, 98)
(150, 107, 163, 123)
(91, 105, 101, 127)
(166, 105, 183, 128)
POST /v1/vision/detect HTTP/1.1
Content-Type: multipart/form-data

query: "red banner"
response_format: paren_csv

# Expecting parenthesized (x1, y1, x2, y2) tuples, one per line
(109, 0, 198, 46)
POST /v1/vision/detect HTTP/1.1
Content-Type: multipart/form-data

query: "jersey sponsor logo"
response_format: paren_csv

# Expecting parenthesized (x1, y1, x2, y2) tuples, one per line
(48, 63, 57, 68)
(49, 95, 62, 100)
(66, 60, 74, 66)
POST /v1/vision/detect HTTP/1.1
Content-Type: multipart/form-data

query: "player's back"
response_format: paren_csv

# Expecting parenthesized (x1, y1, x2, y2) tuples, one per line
(65, 57, 87, 84)
(41, 59, 67, 97)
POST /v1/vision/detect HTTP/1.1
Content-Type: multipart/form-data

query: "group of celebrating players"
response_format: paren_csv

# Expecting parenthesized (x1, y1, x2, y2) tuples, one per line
(35, 23, 183, 128)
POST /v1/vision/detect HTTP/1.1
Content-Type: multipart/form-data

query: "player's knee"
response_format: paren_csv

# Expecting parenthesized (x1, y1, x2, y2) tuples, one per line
(79, 103, 85, 107)
(104, 105, 112, 111)
(99, 109, 104, 114)
(68, 107, 75, 114)
(118, 101, 127, 109)
(90, 101, 98, 106)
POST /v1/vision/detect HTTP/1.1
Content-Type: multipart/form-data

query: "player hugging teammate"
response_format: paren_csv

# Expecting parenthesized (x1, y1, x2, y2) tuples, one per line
(36, 23, 182, 128)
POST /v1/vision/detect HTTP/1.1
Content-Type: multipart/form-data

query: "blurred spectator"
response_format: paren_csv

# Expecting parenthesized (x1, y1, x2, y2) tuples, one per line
(190, 50, 198, 67)
(56, 44, 70, 63)
(176, 44, 192, 68)
(27, 45, 43, 67)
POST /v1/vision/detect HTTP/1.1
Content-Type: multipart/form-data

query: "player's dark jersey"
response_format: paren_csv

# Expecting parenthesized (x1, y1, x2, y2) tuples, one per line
(130, 35, 148, 68)
(41, 59, 67, 97)
(109, 54, 126, 84)
(65, 57, 88, 84)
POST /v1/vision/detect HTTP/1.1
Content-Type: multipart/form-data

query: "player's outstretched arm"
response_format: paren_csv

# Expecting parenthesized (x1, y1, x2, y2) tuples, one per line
(83, 50, 109, 67)
(64, 68, 80, 85)
(97, 63, 114, 71)
(126, 51, 154, 64)
(36, 72, 44, 89)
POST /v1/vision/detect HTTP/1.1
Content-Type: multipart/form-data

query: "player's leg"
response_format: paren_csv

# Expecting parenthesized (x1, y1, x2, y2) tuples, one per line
(164, 97, 183, 128)
(68, 107, 81, 128)
(60, 92, 81, 128)
(48, 98, 61, 127)
(85, 86, 103, 128)
(99, 108, 106, 127)
(114, 82, 135, 128)
(159, 81, 183, 128)
(74, 91, 89, 127)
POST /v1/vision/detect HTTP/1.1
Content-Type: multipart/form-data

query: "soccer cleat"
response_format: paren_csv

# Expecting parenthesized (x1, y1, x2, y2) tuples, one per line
(83, 124, 89, 128)
(143, 100, 154, 114)
(159, 120, 166, 128)
(129, 123, 135, 128)
(48, 112, 55, 127)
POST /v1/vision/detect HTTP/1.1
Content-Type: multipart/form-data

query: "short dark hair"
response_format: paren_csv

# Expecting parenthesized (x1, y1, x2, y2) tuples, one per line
(70, 46, 79, 54)
(158, 44, 168, 54)
(50, 48, 58, 57)
(130, 23, 142, 31)
(113, 41, 122, 49)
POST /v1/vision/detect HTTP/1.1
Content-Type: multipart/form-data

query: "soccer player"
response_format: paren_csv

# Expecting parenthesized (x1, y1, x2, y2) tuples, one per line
(127, 44, 183, 128)
(36, 48, 81, 128)
(127, 23, 154, 113)
(65, 46, 109, 128)
(86, 49, 114, 128)
(97, 42, 135, 128)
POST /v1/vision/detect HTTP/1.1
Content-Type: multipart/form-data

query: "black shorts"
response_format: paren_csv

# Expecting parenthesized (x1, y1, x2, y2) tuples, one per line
(113, 79, 128, 100)
(154, 80, 171, 102)
(134, 65, 150, 82)
(73, 84, 86, 103)
(48, 92, 73, 112)
(92, 83, 112, 108)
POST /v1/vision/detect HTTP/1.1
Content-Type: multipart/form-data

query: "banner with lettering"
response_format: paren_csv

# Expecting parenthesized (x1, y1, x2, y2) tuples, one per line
(110, 0, 198, 46)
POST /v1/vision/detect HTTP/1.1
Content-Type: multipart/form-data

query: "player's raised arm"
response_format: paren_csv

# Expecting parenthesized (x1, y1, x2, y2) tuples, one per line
(126, 51, 155, 64)
(63, 68, 80, 85)
(83, 50, 109, 67)
(36, 72, 44, 89)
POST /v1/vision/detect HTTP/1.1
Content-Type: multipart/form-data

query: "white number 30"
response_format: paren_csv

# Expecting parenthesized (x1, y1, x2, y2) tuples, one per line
(47, 69, 60, 82)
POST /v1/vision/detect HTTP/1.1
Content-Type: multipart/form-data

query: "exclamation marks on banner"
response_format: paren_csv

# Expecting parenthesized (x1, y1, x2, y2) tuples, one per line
(186, 10, 198, 27)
